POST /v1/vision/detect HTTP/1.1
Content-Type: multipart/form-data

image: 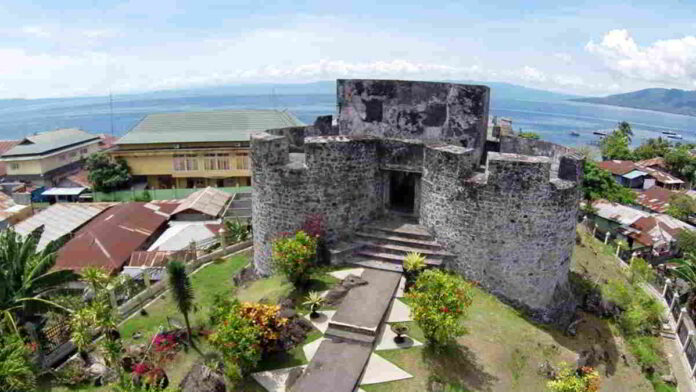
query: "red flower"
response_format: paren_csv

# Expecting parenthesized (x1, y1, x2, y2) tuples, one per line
(133, 363, 151, 375)
(441, 307, 449, 313)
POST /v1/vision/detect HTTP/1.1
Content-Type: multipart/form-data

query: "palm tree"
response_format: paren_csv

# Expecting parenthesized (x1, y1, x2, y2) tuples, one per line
(166, 261, 194, 344)
(672, 254, 696, 315)
(0, 228, 78, 334)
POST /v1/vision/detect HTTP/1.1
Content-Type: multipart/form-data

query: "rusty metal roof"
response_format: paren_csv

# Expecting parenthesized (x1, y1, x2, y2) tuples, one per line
(171, 187, 231, 218)
(635, 186, 676, 214)
(55, 202, 168, 274)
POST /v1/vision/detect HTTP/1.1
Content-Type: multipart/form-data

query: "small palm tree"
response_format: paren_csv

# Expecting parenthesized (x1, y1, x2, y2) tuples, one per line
(166, 261, 194, 344)
(0, 228, 78, 334)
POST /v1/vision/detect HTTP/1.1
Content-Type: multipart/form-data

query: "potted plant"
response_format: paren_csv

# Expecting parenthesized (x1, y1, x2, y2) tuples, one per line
(403, 252, 426, 291)
(391, 323, 409, 344)
(303, 291, 324, 319)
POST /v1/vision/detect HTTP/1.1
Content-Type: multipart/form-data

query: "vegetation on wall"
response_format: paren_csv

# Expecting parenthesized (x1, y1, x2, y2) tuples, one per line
(85, 152, 132, 192)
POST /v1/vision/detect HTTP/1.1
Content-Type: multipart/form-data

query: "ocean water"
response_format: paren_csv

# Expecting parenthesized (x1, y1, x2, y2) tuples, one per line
(1, 93, 695, 148)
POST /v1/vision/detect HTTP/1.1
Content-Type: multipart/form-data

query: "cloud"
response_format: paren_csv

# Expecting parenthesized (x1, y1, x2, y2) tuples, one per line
(586, 29, 696, 86)
(518, 66, 547, 83)
(553, 53, 572, 64)
(21, 25, 51, 38)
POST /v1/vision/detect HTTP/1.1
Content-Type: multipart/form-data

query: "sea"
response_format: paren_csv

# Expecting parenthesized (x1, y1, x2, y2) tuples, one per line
(1, 93, 696, 148)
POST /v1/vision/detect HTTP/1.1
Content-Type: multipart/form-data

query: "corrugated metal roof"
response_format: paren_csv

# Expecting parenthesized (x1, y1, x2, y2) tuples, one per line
(42, 187, 87, 196)
(622, 170, 646, 179)
(116, 109, 303, 145)
(55, 202, 168, 274)
(172, 186, 231, 218)
(591, 199, 650, 226)
(148, 222, 219, 251)
(0, 140, 20, 175)
(636, 186, 675, 213)
(14, 203, 114, 250)
(2, 129, 100, 157)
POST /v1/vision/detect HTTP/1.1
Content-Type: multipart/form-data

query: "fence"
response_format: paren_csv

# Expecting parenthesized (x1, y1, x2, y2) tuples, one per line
(93, 186, 252, 202)
(36, 239, 252, 369)
(661, 279, 696, 385)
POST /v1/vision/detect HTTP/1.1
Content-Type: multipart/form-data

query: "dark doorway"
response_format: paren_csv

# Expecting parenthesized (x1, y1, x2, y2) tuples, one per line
(389, 171, 416, 213)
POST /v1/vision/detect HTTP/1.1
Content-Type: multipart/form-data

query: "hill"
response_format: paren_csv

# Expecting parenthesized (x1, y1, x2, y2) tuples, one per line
(573, 88, 696, 116)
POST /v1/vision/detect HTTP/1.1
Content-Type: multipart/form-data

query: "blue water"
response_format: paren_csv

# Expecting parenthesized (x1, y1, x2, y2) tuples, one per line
(1, 93, 695, 148)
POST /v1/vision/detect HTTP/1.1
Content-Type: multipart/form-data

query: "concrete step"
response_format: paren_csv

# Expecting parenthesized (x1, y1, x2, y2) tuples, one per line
(349, 258, 404, 273)
(289, 340, 372, 392)
(354, 231, 443, 249)
(354, 240, 453, 257)
(355, 249, 444, 266)
(361, 224, 433, 241)
(324, 327, 375, 345)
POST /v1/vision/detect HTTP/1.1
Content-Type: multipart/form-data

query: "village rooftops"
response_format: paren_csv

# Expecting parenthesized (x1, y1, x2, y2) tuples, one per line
(0, 128, 101, 159)
(14, 203, 114, 251)
(591, 199, 651, 226)
(55, 202, 170, 274)
(171, 186, 231, 218)
(598, 159, 684, 187)
(626, 214, 695, 248)
(116, 109, 304, 146)
(636, 186, 677, 214)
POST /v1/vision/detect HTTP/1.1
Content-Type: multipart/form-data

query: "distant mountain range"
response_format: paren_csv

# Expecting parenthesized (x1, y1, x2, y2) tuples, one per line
(573, 88, 696, 117)
(0, 80, 580, 107)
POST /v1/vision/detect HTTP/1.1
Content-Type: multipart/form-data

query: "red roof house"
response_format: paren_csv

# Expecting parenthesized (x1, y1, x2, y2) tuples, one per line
(55, 202, 169, 274)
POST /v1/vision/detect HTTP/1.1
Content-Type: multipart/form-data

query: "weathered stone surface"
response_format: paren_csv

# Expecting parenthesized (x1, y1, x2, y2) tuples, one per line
(251, 79, 583, 324)
(179, 363, 226, 392)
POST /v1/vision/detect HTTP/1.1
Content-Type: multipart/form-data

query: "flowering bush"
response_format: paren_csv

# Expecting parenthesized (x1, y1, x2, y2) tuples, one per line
(239, 302, 288, 354)
(272, 230, 318, 287)
(153, 333, 178, 353)
(133, 363, 152, 375)
(208, 299, 263, 374)
(547, 363, 600, 392)
(406, 269, 474, 345)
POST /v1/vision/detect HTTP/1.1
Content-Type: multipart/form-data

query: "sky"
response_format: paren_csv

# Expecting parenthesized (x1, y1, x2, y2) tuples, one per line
(0, 0, 695, 99)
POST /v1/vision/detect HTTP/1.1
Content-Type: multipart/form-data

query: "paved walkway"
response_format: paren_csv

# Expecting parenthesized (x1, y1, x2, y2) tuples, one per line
(290, 268, 402, 392)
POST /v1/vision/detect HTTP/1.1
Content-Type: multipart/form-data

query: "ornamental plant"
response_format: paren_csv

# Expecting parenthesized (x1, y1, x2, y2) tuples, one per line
(272, 230, 318, 287)
(406, 269, 474, 345)
(547, 363, 600, 392)
(208, 299, 262, 374)
(303, 291, 324, 319)
(403, 251, 427, 290)
(0, 334, 36, 392)
(238, 302, 288, 354)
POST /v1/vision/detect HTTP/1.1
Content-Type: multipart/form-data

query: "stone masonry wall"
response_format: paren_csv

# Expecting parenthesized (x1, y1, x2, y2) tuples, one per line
(420, 149, 583, 323)
(251, 133, 383, 274)
(337, 79, 490, 165)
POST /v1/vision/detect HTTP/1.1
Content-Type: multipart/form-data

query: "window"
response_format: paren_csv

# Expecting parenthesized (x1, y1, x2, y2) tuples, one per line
(69, 151, 77, 158)
(173, 154, 186, 171)
(80, 148, 88, 154)
(236, 153, 249, 170)
(10, 163, 19, 170)
(174, 154, 199, 171)
(216, 153, 230, 170)
(203, 154, 216, 171)
(185, 154, 198, 171)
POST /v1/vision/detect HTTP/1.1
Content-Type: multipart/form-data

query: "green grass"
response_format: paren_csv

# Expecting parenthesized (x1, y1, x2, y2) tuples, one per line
(119, 252, 250, 339)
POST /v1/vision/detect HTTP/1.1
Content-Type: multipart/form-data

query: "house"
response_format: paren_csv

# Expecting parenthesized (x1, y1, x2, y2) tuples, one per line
(598, 159, 685, 190)
(109, 109, 303, 189)
(588, 199, 695, 259)
(13, 203, 114, 250)
(54, 202, 171, 274)
(0, 192, 31, 229)
(170, 186, 231, 220)
(56, 169, 90, 189)
(0, 129, 104, 186)
(635, 186, 677, 214)
(0, 140, 20, 178)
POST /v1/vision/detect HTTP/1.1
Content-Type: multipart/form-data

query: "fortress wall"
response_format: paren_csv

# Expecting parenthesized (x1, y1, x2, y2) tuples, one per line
(421, 150, 582, 323)
(251, 133, 382, 274)
(337, 79, 490, 165)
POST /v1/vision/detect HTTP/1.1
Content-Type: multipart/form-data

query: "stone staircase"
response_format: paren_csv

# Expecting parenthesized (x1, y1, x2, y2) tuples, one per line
(341, 217, 454, 272)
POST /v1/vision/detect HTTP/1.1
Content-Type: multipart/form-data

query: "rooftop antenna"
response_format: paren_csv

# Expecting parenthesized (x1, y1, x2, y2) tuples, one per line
(109, 90, 114, 136)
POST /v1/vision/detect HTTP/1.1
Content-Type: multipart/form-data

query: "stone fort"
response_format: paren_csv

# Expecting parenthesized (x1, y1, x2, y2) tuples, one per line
(251, 79, 583, 323)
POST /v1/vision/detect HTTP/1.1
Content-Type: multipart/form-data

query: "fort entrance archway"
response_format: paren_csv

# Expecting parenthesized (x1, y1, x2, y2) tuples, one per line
(386, 171, 420, 216)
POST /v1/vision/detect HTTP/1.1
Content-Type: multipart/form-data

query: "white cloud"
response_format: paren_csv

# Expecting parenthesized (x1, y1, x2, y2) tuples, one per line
(586, 29, 696, 86)
(518, 66, 547, 83)
(553, 53, 572, 64)
(21, 25, 51, 38)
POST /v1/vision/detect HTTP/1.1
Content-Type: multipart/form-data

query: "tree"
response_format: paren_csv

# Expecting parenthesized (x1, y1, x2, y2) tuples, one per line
(600, 130, 634, 160)
(582, 161, 636, 204)
(167, 261, 195, 345)
(633, 137, 671, 160)
(85, 152, 132, 192)
(406, 269, 474, 345)
(0, 333, 36, 392)
(518, 132, 540, 140)
(667, 194, 696, 221)
(678, 230, 696, 255)
(617, 121, 633, 141)
(0, 229, 78, 334)
(665, 145, 696, 186)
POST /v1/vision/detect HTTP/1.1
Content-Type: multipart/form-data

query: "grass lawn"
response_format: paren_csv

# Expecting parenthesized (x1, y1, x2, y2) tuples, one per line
(362, 226, 660, 392)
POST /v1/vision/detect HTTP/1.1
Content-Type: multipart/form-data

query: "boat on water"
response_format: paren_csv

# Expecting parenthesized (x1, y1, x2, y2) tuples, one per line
(668, 134, 683, 140)
(569, 131, 580, 137)
(663, 130, 678, 135)
(593, 131, 607, 136)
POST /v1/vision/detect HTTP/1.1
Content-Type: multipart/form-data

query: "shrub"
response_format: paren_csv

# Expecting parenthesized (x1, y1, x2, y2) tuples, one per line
(627, 336, 663, 370)
(238, 302, 288, 354)
(0, 334, 36, 392)
(208, 298, 262, 374)
(54, 360, 90, 387)
(272, 230, 318, 287)
(406, 269, 474, 345)
(224, 219, 250, 243)
(404, 252, 426, 272)
(603, 280, 662, 336)
(134, 190, 152, 202)
(547, 363, 600, 392)
(630, 257, 655, 284)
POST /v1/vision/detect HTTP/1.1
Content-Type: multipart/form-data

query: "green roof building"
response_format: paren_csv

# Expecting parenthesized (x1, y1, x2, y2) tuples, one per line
(111, 109, 303, 190)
